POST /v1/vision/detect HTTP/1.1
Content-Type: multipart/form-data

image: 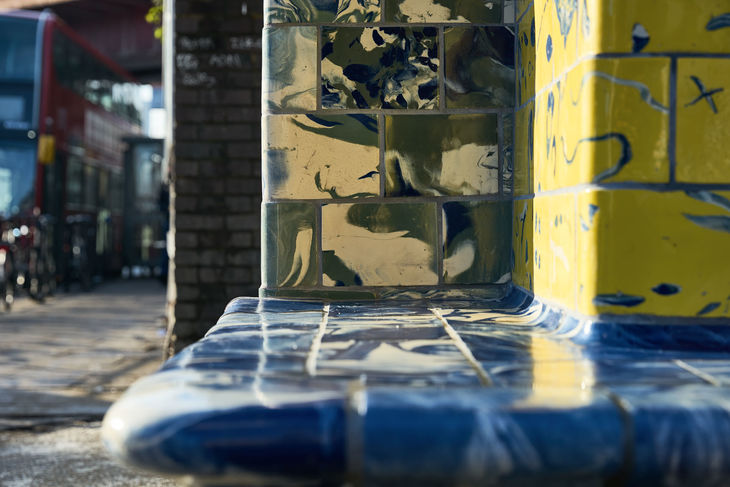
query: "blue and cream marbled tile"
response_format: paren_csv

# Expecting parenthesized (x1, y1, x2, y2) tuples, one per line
(444, 26, 515, 109)
(264, 27, 317, 112)
(385, 0, 503, 23)
(264, 114, 379, 200)
(266, 0, 380, 24)
(321, 27, 439, 110)
(322, 203, 438, 286)
(262, 202, 318, 287)
(502, 113, 513, 194)
(442, 201, 511, 284)
(385, 114, 499, 196)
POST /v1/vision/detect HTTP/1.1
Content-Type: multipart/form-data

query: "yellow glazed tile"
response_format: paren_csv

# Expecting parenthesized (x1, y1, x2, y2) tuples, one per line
(537, 58, 669, 192)
(517, 5, 535, 105)
(534, 0, 578, 90)
(676, 58, 730, 184)
(514, 101, 534, 196)
(512, 198, 534, 291)
(533, 193, 576, 311)
(584, 0, 730, 55)
(531, 85, 557, 193)
(577, 190, 730, 318)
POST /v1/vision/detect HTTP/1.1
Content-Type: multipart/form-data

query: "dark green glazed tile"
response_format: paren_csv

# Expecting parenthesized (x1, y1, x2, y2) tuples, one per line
(385, 114, 499, 196)
(385, 0, 503, 23)
(444, 26, 515, 108)
(263, 203, 318, 287)
(322, 203, 438, 286)
(502, 113, 514, 194)
(264, 114, 380, 199)
(442, 201, 511, 284)
(264, 27, 317, 112)
(321, 27, 439, 109)
(266, 0, 380, 23)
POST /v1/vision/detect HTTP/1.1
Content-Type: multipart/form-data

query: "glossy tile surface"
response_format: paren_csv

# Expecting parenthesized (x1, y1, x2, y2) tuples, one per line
(444, 26, 515, 109)
(321, 27, 439, 109)
(581, 0, 730, 55)
(263, 27, 317, 112)
(442, 201, 511, 284)
(264, 114, 379, 200)
(532, 193, 576, 310)
(517, 4, 535, 105)
(103, 294, 730, 485)
(385, 0, 503, 23)
(385, 114, 499, 197)
(502, 113, 513, 194)
(577, 189, 730, 318)
(512, 198, 533, 290)
(321, 203, 438, 286)
(262, 203, 319, 287)
(676, 58, 730, 183)
(266, 0, 380, 23)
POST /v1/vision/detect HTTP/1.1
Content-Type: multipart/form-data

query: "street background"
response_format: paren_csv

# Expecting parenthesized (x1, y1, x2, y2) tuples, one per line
(0, 280, 182, 486)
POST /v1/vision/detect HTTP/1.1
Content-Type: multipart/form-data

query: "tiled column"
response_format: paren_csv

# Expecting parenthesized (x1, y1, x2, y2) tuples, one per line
(261, 0, 517, 299)
(514, 0, 730, 319)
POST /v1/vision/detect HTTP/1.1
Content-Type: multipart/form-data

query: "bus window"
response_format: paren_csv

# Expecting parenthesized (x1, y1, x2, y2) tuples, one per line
(0, 16, 37, 81)
(0, 142, 36, 217)
(66, 157, 84, 207)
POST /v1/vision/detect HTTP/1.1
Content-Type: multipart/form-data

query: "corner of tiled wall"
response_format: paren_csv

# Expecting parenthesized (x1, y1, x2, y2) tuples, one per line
(261, 0, 518, 299)
(515, 0, 730, 319)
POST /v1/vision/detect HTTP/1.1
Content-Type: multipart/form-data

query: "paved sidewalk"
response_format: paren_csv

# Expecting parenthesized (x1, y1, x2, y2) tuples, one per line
(0, 280, 183, 486)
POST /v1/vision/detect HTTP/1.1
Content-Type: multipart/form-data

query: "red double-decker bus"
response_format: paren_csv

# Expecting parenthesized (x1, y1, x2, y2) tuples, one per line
(0, 9, 143, 303)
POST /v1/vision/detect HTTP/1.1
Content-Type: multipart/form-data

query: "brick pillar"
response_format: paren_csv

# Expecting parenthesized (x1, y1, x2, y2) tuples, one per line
(166, 0, 263, 355)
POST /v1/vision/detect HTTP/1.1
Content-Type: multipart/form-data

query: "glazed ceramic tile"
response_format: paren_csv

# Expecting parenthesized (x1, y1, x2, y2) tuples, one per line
(513, 102, 533, 196)
(676, 58, 730, 183)
(385, 114, 499, 197)
(263, 27, 317, 112)
(560, 58, 670, 187)
(532, 193, 576, 311)
(444, 26, 515, 109)
(442, 201, 511, 284)
(517, 5, 535, 105)
(321, 203, 438, 286)
(502, 113, 514, 194)
(516, 0, 531, 20)
(534, 0, 578, 89)
(512, 198, 533, 291)
(321, 27, 439, 110)
(535, 58, 670, 192)
(385, 0, 503, 23)
(264, 114, 379, 200)
(266, 0, 380, 24)
(577, 190, 730, 318)
(262, 202, 318, 287)
(581, 0, 730, 56)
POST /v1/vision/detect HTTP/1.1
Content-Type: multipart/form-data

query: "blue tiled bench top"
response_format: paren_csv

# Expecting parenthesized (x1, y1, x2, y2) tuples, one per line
(102, 294, 730, 486)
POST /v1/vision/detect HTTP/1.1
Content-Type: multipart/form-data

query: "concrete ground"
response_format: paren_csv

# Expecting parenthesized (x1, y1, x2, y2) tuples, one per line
(0, 279, 184, 486)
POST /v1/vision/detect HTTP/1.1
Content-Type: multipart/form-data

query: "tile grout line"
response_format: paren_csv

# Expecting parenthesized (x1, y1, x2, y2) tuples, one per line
(305, 304, 330, 376)
(379, 113, 386, 197)
(498, 114, 504, 197)
(436, 202, 444, 285)
(674, 359, 722, 386)
(316, 25, 322, 110)
(430, 308, 493, 386)
(439, 26, 446, 111)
